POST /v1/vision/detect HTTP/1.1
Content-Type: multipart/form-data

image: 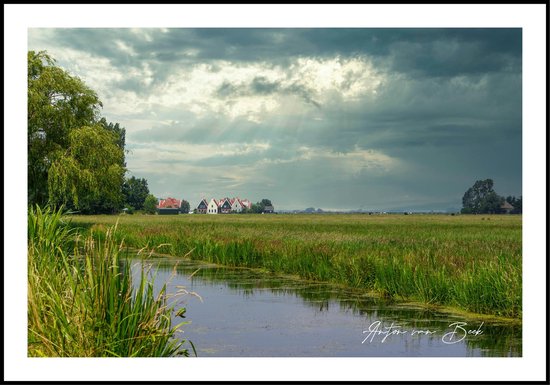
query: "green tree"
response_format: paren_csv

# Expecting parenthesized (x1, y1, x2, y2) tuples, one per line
(180, 199, 190, 214)
(143, 194, 158, 214)
(99, 117, 126, 166)
(260, 199, 272, 207)
(461, 179, 505, 214)
(28, 51, 103, 206)
(122, 176, 150, 211)
(250, 203, 263, 213)
(47, 126, 125, 213)
(251, 199, 274, 213)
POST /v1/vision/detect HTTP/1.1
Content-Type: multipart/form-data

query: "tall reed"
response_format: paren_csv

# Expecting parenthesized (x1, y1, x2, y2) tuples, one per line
(28, 206, 192, 357)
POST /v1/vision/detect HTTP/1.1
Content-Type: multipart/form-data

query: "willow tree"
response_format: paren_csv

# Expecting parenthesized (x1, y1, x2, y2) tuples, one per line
(28, 50, 103, 206)
(28, 50, 126, 212)
(48, 126, 125, 213)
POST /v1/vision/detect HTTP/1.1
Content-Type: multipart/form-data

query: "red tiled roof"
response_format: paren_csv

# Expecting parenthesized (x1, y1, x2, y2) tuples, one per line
(157, 197, 181, 209)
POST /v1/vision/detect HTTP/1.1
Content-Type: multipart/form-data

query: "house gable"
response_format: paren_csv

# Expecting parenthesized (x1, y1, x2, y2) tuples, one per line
(207, 198, 219, 214)
(231, 198, 243, 212)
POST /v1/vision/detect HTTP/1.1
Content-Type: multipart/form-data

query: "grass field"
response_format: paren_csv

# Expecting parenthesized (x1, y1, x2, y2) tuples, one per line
(69, 213, 522, 319)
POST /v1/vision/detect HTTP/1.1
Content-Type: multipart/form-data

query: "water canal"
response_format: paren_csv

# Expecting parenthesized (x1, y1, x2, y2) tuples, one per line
(133, 257, 521, 357)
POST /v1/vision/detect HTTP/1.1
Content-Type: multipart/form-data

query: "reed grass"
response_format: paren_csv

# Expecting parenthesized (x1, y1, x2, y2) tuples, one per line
(28, 206, 192, 357)
(69, 213, 522, 318)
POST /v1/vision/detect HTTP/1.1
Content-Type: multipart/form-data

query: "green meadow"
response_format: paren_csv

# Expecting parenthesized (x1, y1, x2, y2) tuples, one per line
(70, 213, 522, 319)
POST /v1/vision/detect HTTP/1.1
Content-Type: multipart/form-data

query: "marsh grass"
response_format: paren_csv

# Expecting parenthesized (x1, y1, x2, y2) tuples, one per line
(70, 213, 522, 318)
(28, 206, 192, 357)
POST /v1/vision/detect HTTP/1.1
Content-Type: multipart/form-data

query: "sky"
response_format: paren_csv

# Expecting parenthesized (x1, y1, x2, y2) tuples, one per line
(27, 27, 523, 212)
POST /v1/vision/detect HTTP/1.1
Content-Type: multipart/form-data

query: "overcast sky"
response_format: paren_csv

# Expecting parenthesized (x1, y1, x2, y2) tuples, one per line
(28, 28, 522, 211)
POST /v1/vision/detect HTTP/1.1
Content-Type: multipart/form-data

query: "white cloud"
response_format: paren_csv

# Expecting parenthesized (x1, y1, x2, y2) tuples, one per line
(259, 145, 400, 176)
(115, 39, 137, 56)
(128, 141, 271, 167)
(291, 56, 383, 100)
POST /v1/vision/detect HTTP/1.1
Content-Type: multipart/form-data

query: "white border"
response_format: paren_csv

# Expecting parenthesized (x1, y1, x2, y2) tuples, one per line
(4, 4, 547, 382)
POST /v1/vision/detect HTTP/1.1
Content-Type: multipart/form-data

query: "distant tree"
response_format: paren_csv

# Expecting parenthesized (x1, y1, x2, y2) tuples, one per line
(461, 179, 505, 214)
(251, 199, 272, 213)
(180, 199, 190, 214)
(260, 199, 272, 207)
(143, 194, 158, 214)
(250, 203, 263, 214)
(480, 191, 505, 214)
(122, 176, 149, 210)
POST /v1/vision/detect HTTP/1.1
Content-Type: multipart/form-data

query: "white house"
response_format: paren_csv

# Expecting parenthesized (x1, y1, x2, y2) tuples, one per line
(231, 198, 244, 213)
(207, 198, 219, 214)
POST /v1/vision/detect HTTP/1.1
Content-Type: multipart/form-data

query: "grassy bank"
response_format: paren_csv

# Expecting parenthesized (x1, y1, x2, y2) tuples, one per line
(28, 206, 193, 357)
(70, 213, 522, 319)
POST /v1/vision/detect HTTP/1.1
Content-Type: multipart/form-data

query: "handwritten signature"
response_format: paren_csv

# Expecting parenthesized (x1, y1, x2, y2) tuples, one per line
(362, 321, 484, 344)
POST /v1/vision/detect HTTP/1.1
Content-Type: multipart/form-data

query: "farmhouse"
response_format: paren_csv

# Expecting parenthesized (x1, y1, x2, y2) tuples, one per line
(500, 200, 514, 214)
(157, 197, 181, 215)
(263, 205, 275, 214)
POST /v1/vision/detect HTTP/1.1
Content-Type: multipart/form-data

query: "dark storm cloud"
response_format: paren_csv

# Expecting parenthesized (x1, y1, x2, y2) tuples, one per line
(41, 28, 521, 80)
(215, 76, 320, 108)
(299, 28, 521, 76)
(184, 28, 522, 77)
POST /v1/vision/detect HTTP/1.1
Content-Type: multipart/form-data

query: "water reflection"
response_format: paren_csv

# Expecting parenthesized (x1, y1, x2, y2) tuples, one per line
(133, 257, 521, 357)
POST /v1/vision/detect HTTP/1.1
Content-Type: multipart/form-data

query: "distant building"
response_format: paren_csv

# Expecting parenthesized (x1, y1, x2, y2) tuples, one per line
(501, 200, 514, 214)
(238, 198, 252, 211)
(196, 196, 253, 214)
(207, 198, 219, 214)
(196, 198, 208, 214)
(263, 205, 275, 214)
(218, 198, 232, 214)
(157, 197, 181, 215)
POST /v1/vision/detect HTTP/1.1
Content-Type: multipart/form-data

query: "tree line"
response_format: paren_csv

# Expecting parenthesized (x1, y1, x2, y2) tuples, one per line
(461, 179, 522, 214)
